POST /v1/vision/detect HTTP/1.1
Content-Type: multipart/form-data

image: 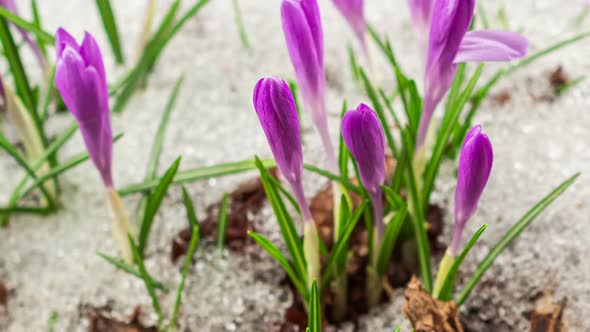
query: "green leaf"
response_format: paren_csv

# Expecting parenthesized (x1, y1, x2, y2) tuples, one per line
(0, 18, 37, 117)
(376, 205, 408, 276)
(170, 225, 199, 330)
(248, 231, 308, 300)
(347, 44, 360, 81)
(338, 100, 350, 177)
(138, 157, 182, 255)
(95, 0, 125, 64)
(437, 224, 486, 301)
(303, 164, 361, 194)
(308, 280, 321, 332)
(30, 0, 48, 58)
(456, 173, 579, 305)
(0, 132, 55, 208)
(231, 0, 250, 48)
(0, 7, 54, 44)
(118, 159, 275, 196)
(181, 185, 199, 228)
(401, 129, 432, 292)
(321, 201, 368, 289)
(255, 156, 307, 284)
(128, 236, 164, 326)
(97, 252, 169, 291)
(216, 193, 230, 251)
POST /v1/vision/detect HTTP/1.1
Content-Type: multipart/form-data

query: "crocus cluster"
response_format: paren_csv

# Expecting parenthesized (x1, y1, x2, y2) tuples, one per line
(417, 0, 528, 148)
(253, 77, 321, 289)
(332, 0, 367, 51)
(281, 0, 336, 170)
(55, 28, 132, 263)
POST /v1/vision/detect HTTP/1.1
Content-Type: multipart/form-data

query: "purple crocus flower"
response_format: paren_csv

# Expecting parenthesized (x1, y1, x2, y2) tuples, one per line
(281, 0, 336, 170)
(342, 104, 386, 236)
(1, 0, 47, 72)
(416, 0, 528, 148)
(449, 125, 493, 255)
(253, 77, 313, 223)
(55, 28, 113, 188)
(332, 0, 367, 51)
(407, 0, 434, 51)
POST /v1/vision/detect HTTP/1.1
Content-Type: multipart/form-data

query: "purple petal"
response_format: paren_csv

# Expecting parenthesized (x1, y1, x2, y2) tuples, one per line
(253, 78, 303, 185)
(454, 30, 528, 63)
(281, 0, 325, 108)
(299, 0, 324, 67)
(454, 125, 493, 230)
(80, 32, 107, 84)
(332, 0, 366, 48)
(341, 103, 386, 194)
(55, 27, 80, 59)
(55, 29, 113, 187)
(407, 0, 434, 46)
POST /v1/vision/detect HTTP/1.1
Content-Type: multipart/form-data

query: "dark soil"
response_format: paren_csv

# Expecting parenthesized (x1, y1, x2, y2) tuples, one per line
(80, 304, 158, 332)
(171, 169, 278, 262)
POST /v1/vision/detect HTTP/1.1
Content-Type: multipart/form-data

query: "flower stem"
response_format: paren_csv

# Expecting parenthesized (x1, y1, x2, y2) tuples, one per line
(432, 249, 456, 298)
(106, 187, 133, 263)
(303, 221, 321, 291)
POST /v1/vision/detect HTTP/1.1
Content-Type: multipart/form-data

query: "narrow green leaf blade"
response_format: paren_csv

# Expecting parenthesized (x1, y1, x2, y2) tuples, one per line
(170, 225, 199, 329)
(95, 0, 125, 64)
(456, 173, 579, 305)
(437, 224, 486, 301)
(308, 280, 321, 332)
(97, 252, 169, 291)
(128, 236, 164, 325)
(376, 205, 408, 276)
(181, 185, 199, 228)
(138, 157, 182, 255)
(216, 193, 230, 251)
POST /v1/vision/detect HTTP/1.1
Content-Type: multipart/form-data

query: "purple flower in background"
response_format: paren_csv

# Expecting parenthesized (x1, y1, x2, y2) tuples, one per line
(450, 125, 493, 254)
(342, 104, 386, 236)
(253, 77, 313, 223)
(281, 0, 336, 169)
(332, 0, 367, 51)
(1, 0, 47, 72)
(55, 28, 114, 187)
(416, 0, 528, 148)
(407, 0, 434, 50)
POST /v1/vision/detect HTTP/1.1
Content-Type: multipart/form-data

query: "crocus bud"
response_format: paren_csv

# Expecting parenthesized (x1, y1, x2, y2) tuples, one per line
(332, 0, 367, 51)
(55, 28, 113, 188)
(1, 0, 47, 72)
(416, 0, 528, 148)
(253, 77, 313, 222)
(407, 0, 434, 51)
(281, 0, 336, 169)
(449, 125, 493, 255)
(342, 104, 386, 235)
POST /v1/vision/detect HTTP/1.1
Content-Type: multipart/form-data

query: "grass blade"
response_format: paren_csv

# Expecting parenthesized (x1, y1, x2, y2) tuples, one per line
(216, 193, 230, 252)
(308, 280, 321, 332)
(181, 185, 199, 228)
(138, 157, 182, 255)
(376, 205, 408, 276)
(128, 236, 164, 327)
(0, 7, 54, 44)
(437, 224, 486, 301)
(321, 201, 368, 289)
(456, 173, 579, 305)
(255, 156, 307, 284)
(231, 0, 250, 48)
(303, 164, 361, 194)
(95, 0, 125, 64)
(97, 252, 169, 291)
(170, 225, 199, 329)
(118, 159, 275, 196)
(248, 231, 308, 300)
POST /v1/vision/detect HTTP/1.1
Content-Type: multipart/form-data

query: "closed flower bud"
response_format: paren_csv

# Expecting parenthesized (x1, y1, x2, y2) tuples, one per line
(332, 0, 367, 50)
(450, 125, 493, 254)
(253, 77, 312, 222)
(55, 28, 113, 187)
(342, 103, 386, 235)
